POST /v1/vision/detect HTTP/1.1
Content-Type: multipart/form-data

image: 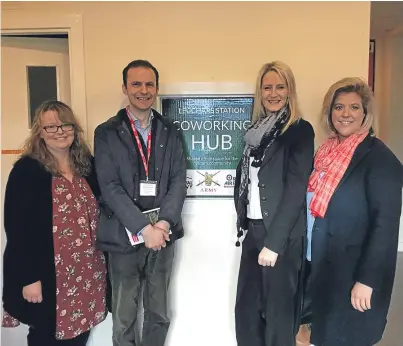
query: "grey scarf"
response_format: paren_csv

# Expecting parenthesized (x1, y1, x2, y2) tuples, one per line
(238, 106, 289, 198)
(235, 105, 290, 245)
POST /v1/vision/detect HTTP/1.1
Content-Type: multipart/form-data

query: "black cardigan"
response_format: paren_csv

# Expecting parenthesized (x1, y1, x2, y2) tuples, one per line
(2, 155, 110, 334)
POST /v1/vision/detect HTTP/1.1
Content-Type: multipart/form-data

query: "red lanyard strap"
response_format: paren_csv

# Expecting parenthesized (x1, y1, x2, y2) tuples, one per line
(126, 107, 152, 179)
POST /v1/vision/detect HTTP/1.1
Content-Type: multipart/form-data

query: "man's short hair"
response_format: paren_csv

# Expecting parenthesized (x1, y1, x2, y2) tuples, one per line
(122, 60, 159, 88)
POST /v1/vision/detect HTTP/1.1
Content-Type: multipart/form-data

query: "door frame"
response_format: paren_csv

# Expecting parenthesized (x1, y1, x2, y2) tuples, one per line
(1, 11, 88, 138)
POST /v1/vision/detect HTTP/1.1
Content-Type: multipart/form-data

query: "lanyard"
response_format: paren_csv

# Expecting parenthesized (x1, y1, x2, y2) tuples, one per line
(126, 107, 152, 180)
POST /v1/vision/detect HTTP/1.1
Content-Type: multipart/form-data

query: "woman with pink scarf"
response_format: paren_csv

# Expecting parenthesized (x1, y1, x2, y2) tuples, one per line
(300, 78, 403, 346)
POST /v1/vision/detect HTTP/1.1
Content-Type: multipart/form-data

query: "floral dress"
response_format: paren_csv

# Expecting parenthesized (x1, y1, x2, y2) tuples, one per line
(2, 175, 107, 340)
(52, 176, 107, 339)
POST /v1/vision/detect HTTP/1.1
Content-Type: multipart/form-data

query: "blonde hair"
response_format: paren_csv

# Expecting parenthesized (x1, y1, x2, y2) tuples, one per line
(252, 61, 301, 132)
(23, 100, 92, 176)
(321, 77, 376, 136)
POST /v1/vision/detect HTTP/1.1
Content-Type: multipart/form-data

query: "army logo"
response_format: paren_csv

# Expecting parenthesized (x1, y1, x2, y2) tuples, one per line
(196, 171, 221, 187)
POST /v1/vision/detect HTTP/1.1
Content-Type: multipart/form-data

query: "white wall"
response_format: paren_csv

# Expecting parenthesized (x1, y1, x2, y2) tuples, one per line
(87, 198, 240, 345)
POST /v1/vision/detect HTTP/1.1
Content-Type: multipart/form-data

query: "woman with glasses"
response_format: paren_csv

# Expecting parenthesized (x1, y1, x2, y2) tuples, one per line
(2, 100, 108, 346)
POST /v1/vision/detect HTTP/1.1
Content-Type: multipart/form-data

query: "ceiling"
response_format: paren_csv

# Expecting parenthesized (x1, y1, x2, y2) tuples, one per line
(371, 1, 403, 38)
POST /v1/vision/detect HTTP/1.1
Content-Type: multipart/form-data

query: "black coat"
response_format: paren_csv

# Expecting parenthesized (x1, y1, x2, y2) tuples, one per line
(94, 109, 187, 253)
(309, 136, 403, 346)
(234, 119, 315, 336)
(2, 156, 111, 334)
(235, 119, 315, 255)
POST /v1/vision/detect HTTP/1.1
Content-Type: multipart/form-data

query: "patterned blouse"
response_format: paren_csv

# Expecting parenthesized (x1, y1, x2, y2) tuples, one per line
(2, 175, 107, 340)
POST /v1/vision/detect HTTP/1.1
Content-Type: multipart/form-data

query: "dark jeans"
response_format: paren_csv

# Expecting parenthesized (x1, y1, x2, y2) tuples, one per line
(235, 219, 303, 346)
(109, 243, 175, 346)
(27, 327, 90, 346)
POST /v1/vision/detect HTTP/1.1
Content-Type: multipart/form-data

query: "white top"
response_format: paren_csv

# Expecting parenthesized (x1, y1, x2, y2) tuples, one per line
(247, 159, 263, 219)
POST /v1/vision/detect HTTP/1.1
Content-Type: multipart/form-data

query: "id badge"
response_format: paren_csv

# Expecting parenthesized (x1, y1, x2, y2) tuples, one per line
(140, 180, 157, 196)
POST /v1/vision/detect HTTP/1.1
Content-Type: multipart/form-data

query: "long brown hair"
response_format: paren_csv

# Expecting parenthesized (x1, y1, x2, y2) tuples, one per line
(23, 100, 92, 176)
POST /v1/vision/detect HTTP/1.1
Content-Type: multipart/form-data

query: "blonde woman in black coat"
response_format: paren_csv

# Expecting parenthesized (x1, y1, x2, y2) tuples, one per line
(234, 61, 315, 346)
(303, 78, 403, 346)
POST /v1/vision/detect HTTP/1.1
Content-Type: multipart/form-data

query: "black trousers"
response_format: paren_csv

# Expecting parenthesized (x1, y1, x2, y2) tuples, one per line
(27, 327, 90, 346)
(235, 219, 303, 346)
(108, 243, 175, 346)
(301, 259, 313, 325)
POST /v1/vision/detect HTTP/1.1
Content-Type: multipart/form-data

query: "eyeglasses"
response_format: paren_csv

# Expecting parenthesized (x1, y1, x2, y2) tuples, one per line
(43, 124, 74, 133)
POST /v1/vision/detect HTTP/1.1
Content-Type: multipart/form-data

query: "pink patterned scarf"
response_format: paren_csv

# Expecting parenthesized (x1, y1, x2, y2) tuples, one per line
(308, 132, 368, 218)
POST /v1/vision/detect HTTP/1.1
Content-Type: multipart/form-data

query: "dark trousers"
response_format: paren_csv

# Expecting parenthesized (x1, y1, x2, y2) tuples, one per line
(108, 243, 175, 346)
(235, 219, 303, 346)
(301, 260, 313, 325)
(27, 327, 90, 346)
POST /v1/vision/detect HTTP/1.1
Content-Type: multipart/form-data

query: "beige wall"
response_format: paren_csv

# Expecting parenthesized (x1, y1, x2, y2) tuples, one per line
(0, 2, 374, 345)
(2, 1, 371, 147)
(374, 37, 389, 141)
(388, 36, 403, 163)
(374, 35, 403, 162)
(373, 34, 403, 250)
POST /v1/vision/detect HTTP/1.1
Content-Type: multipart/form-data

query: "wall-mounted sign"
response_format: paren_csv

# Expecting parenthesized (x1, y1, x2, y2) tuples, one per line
(161, 96, 253, 198)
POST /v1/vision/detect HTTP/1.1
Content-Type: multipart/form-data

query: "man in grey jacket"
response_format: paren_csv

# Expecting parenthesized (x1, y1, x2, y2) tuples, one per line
(94, 59, 187, 346)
